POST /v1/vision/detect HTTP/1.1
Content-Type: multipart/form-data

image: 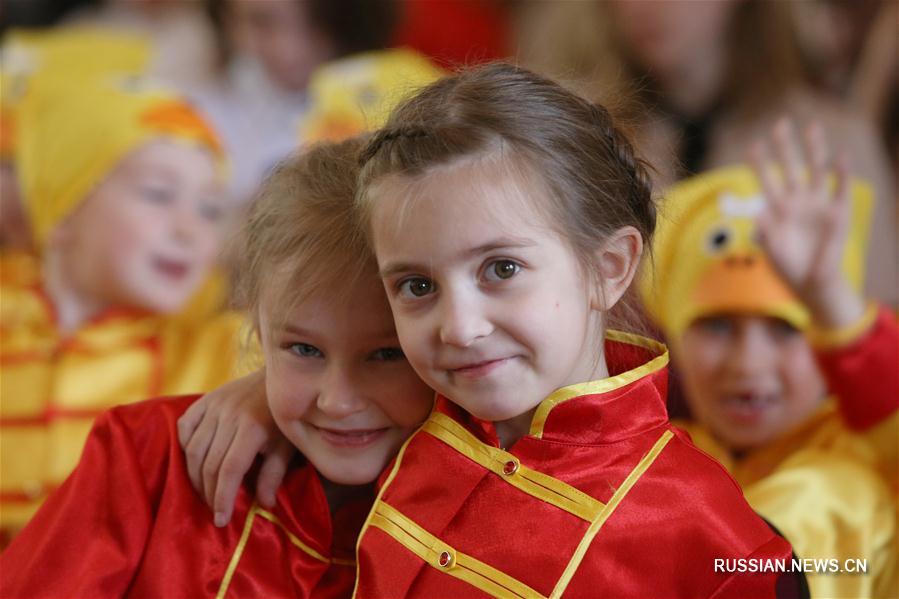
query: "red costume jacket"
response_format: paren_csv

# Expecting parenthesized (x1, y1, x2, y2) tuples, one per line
(355, 333, 798, 598)
(0, 395, 366, 598)
(817, 307, 899, 431)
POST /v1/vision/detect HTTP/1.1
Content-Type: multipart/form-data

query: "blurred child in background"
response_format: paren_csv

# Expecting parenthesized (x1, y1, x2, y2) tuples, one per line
(640, 120, 897, 598)
(0, 73, 241, 540)
(194, 0, 404, 204)
(515, 0, 896, 307)
(0, 138, 435, 598)
(0, 27, 153, 283)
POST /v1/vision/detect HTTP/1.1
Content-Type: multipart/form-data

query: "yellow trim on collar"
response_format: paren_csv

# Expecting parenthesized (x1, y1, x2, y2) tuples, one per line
(217, 503, 352, 599)
(550, 430, 674, 598)
(424, 412, 605, 522)
(370, 502, 545, 598)
(358, 428, 673, 598)
(806, 302, 879, 350)
(529, 331, 669, 439)
(353, 420, 424, 598)
(254, 507, 354, 566)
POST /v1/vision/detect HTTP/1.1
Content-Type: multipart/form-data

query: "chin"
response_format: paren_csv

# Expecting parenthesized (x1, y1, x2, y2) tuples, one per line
(137, 289, 193, 315)
(316, 461, 383, 486)
(716, 428, 773, 453)
(464, 400, 531, 424)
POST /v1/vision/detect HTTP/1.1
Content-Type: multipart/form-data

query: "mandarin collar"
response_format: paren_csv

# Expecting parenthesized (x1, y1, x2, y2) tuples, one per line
(436, 331, 671, 448)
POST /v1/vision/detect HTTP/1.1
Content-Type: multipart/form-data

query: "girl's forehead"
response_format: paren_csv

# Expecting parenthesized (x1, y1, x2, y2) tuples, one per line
(369, 153, 555, 243)
(259, 269, 392, 331)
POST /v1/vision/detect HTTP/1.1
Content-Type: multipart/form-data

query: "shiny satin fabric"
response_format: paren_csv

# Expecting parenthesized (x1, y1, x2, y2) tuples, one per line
(0, 288, 242, 534)
(0, 395, 366, 598)
(678, 308, 899, 599)
(355, 335, 796, 597)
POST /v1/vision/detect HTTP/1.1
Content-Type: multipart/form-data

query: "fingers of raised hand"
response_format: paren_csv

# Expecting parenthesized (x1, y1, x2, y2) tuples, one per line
(750, 139, 785, 215)
(773, 118, 806, 191)
(804, 122, 830, 196)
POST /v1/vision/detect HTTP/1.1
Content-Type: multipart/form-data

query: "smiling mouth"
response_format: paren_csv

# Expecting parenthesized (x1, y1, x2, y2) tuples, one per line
(153, 257, 190, 280)
(720, 393, 778, 422)
(448, 357, 513, 380)
(312, 425, 389, 448)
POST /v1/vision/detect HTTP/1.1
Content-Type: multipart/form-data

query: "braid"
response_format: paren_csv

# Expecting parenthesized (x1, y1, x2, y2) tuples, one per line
(359, 126, 430, 166)
(588, 102, 656, 241)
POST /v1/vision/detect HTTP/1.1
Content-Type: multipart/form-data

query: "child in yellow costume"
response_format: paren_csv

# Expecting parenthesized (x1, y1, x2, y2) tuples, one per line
(298, 48, 443, 143)
(0, 27, 153, 285)
(641, 121, 897, 598)
(0, 74, 242, 540)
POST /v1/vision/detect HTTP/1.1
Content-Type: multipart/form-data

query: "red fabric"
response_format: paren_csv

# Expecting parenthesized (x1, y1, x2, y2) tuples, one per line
(357, 339, 796, 597)
(816, 307, 899, 430)
(393, 0, 510, 69)
(0, 395, 365, 598)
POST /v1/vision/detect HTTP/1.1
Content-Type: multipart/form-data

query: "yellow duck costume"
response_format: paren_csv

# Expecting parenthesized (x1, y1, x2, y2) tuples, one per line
(0, 72, 242, 539)
(298, 48, 443, 143)
(0, 27, 152, 286)
(640, 166, 897, 598)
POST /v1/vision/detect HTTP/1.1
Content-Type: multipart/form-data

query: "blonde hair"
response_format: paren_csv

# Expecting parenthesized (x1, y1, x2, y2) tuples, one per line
(235, 137, 371, 334)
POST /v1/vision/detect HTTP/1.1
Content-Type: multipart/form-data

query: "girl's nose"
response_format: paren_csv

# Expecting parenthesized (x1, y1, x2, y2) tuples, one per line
(316, 368, 368, 418)
(726, 321, 776, 375)
(438, 292, 493, 347)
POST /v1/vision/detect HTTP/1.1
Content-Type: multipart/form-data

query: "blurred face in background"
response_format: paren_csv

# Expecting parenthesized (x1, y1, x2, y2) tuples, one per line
(52, 140, 228, 315)
(607, 0, 741, 77)
(227, 0, 336, 92)
(676, 314, 827, 453)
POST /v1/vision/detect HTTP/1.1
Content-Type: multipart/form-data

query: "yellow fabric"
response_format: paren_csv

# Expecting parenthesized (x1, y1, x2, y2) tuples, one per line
(807, 302, 880, 350)
(14, 74, 224, 246)
(299, 48, 443, 143)
(0, 280, 243, 532)
(640, 166, 873, 339)
(0, 249, 39, 287)
(676, 405, 897, 599)
(0, 27, 152, 159)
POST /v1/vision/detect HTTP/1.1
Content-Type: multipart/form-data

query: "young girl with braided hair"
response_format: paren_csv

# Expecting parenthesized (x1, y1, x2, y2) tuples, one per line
(348, 61, 802, 599)
(183, 63, 803, 597)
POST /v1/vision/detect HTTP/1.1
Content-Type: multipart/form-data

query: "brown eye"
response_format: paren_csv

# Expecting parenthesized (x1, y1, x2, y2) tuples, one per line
(400, 278, 434, 298)
(487, 260, 520, 281)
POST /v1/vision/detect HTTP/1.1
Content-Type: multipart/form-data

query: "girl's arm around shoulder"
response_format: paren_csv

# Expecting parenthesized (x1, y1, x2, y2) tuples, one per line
(0, 396, 198, 599)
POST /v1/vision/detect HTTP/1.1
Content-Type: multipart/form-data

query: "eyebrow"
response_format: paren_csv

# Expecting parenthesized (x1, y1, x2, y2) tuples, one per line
(281, 324, 318, 338)
(378, 236, 536, 279)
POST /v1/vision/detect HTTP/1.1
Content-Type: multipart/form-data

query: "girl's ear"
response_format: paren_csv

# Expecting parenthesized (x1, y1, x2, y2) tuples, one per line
(589, 226, 644, 311)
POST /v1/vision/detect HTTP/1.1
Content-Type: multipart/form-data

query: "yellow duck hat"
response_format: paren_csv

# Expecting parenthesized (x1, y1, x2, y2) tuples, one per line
(0, 27, 152, 159)
(639, 166, 872, 340)
(298, 48, 444, 143)
(15, 74, 225, 247)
